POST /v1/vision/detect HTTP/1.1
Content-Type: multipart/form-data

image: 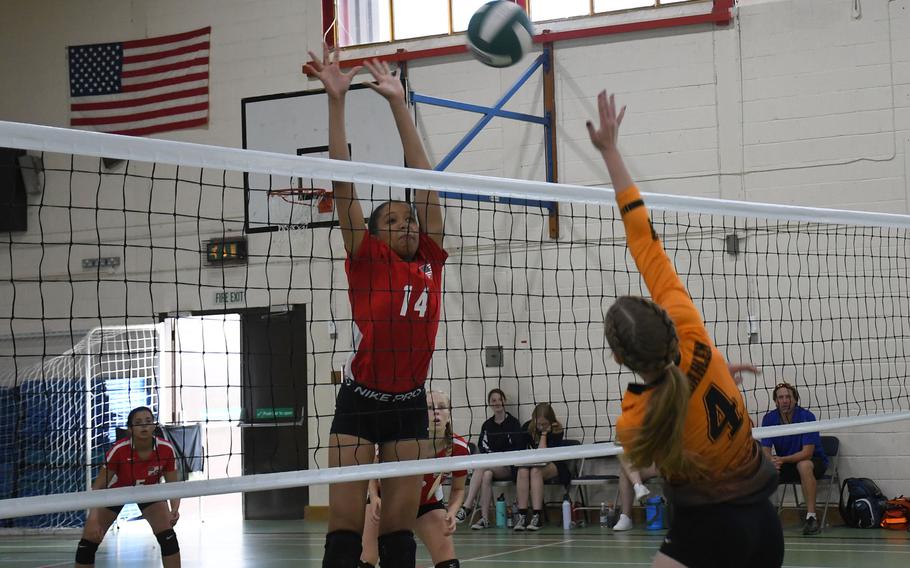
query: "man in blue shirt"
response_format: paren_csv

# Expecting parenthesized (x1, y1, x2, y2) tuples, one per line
(761, 382, 828, 535)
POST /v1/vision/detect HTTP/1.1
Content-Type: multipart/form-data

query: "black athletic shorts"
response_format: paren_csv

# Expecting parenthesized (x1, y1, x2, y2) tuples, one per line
(779, 457, 827, 483)
(417, 501, 447, 519)
(659, 498, 783, 568)
(330, 380, 429, 444)
(107, 501, 159, 515)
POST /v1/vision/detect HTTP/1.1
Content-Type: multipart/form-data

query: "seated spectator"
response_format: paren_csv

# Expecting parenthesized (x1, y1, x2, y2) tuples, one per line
(761, 382, 828, 535)
(513, 403, 569, 532)
(455, 388, 524, 529)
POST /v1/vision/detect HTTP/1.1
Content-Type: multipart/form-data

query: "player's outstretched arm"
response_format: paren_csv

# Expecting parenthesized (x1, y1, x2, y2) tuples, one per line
(364, 59, 444, 248)
(305, 44, 366, 255)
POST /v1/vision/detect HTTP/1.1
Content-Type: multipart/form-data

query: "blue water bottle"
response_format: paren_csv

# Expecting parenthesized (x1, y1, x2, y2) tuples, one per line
(645, 496, 664, 530)
(495, 494, 507, 527)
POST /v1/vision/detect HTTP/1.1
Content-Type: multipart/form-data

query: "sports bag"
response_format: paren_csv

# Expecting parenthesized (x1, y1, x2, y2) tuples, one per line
(880, 496, 910, 530)
(839, 478, 886, 528)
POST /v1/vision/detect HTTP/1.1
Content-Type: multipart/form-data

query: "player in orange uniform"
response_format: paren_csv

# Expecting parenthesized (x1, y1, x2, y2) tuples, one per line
(587, 91, 782, 567)
(306, 45, 447, 568)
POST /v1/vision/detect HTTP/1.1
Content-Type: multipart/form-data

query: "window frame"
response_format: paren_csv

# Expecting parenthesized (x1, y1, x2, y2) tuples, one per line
(317, 0, 731, 66)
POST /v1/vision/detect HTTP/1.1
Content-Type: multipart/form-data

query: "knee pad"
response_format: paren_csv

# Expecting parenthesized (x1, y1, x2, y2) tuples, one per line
(378, 530, 415, 567)
(75, 538, 100, 565)
(436, 560, 460, 568)
(155, 528, 180, 557)
(323, 530, 363, 568)
(358, 562, 376, 568)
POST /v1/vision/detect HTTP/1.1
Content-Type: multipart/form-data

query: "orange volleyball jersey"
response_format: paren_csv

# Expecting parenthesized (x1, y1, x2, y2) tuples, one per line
(614, 186, 773, 505)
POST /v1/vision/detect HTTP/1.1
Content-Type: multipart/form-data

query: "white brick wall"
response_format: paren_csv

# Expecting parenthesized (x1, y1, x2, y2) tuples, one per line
(1, 0, 909, 506)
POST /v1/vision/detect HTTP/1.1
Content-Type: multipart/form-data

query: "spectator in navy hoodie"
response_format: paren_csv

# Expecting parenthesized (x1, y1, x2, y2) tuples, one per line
(454, 389, 524, 529)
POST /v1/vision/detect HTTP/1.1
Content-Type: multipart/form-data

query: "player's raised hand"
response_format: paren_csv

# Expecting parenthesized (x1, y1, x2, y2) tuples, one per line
(363, 59, 405, 104)
(586, 90, 626, 155)
(304, 43, 362, 100)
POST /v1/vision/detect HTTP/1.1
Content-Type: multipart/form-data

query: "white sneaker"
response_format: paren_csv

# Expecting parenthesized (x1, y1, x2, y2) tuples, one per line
(612, 513, 633, 531)
(513, 513, 527, 531)
(471, 517, 489, 530)
(634, 483, 651, 503)
(526, 513, 543, 531)
(455, 506, 469, 524)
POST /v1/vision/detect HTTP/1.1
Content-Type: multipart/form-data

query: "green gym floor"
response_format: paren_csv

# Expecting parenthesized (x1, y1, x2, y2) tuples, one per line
(1, 518, 908, 568)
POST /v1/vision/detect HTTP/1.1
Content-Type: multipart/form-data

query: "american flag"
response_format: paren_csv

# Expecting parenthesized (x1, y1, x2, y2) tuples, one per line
(68, 27, 210, 136)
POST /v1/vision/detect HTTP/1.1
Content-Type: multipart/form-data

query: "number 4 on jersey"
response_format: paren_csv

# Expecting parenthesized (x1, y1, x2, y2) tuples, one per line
(400, 285, 429, 318)
(704, 384, 743, 441)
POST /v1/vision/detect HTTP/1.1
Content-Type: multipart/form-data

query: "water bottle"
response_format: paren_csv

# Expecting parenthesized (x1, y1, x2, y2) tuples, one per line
(506, 502, 513, 529)
(599, 502, 609, 527)
(645, 496, 665, 530)
(562, 494, 572, 530)
(495, 494, 507, 527)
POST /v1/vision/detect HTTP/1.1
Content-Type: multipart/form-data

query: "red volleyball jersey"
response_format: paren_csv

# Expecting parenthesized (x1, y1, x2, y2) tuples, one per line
(104, 437, 177, 488)
(344, 232, 448, 393)
(420, 434, 470, 505)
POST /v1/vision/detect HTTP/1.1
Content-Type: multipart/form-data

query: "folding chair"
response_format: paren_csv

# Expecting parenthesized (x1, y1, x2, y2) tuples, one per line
(777, 435, 840, 529)
(569, 455, 620, 523)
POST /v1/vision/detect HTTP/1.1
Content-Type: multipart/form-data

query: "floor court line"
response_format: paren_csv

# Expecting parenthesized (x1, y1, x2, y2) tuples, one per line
(462, 539, 573, 563)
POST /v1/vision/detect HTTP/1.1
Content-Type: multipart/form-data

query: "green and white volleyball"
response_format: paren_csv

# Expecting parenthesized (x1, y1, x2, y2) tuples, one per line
(466, 1, 534, 68)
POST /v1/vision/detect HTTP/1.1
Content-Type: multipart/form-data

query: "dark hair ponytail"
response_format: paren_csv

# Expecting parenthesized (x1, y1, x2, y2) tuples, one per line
(605, 296, 698, 477)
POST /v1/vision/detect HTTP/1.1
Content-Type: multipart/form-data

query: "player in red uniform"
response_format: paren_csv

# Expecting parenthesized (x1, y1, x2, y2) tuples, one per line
(361, 391, 468, 568)
(588, 91, 781, 567)
(74, 407, 182, 567)
(305, 45, 447, 568)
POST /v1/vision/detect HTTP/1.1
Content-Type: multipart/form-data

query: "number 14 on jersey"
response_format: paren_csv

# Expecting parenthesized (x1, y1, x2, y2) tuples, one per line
(400, 285, 429, 318)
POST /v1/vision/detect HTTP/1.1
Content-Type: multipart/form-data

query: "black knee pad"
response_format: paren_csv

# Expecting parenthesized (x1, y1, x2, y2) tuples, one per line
(75, 538, 100, 565)
(323, 530, 363, 568)
(378, 530, 416, 567)
(358, 562, 376, 568)
(155, 528, 180, 557)
(435, 560, 460, 568)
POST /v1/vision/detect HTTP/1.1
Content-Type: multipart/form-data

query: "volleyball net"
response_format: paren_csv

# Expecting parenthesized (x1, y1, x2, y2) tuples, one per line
(1, 120, 910, 526)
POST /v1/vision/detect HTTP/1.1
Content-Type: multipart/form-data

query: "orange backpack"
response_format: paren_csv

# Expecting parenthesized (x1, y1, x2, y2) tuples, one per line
(880, 496, 910, 530)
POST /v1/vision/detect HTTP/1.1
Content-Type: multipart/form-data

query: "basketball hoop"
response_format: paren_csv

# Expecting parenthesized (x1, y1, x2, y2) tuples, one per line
(267, 187, 334, 214)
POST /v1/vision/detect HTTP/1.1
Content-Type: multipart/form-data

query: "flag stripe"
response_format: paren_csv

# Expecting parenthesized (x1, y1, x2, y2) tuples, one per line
(71, 102, 209, 126)
(121, 57, 209, 78)
(110, 116, 209, 136)
(120, 72, 208, 93)
(124, 36, 210, 59)
(90, 109, 209, 133)
(124, 49, 210, 71)
(71, 87, 209, 111)
(71, 95, 208, 121)
(121, 64, 208, 87)
(123, 41, 210, 64)
(121, 26, 211, 50)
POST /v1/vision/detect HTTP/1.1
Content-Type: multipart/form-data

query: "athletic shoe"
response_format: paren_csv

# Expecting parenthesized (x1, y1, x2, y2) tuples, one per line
(526, 513, 543, 531)
(802, 516, 820, 535)
(612, 513, 633, 531)
(634, 483, 651, 503)
(455, 506, 469, 524)
(471, 517, 489, 530)
(513, 513, 527, 531)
